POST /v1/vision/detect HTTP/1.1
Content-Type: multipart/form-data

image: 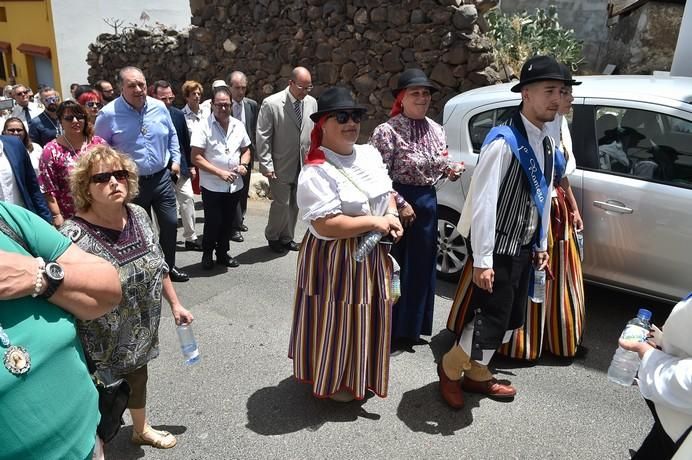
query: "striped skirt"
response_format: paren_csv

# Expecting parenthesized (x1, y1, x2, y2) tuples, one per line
(288, 231, 394, 400)
(499, 188, 586, 360)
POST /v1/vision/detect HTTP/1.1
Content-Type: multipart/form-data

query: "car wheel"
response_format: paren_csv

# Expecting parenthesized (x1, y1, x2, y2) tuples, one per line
(436, 207, 468, 282)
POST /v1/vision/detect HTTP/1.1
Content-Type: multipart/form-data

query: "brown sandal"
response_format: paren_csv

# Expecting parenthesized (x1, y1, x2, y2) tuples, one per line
(131, 426, 177, 449)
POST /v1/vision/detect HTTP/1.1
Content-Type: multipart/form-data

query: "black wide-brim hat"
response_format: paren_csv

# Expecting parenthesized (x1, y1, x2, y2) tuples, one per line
(392, 68, 439, 97)
(310, 87, 367, 122)
(510, 55, 573, 92)
(559, 63, 582, 86)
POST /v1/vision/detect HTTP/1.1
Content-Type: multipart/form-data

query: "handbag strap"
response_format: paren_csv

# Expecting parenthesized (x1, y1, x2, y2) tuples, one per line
(0, 214, 32, 254)
(323, 157, 374, 215)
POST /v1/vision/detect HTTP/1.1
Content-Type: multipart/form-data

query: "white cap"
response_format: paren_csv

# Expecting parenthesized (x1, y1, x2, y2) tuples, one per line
(211, 80, 229, 89)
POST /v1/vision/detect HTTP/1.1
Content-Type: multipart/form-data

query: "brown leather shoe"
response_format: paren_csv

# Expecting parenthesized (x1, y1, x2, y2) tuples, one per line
(437, 362, 464, 409)
(462, 376, 516, 400)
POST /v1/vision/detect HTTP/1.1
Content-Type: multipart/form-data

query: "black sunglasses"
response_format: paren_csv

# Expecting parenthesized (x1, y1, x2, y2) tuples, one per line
(91, 170, 130, 183)
(63, 115, 86, 122)
(5, 128, 24, 134)
(85, 101, 102, 108)
(330, 111, 365, 124)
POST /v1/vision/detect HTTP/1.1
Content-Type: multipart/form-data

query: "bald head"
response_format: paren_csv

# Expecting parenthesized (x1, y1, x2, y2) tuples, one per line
(119, 66, 147, 110)
(229, 71, 248, 103)
(289, 67, 312, 101)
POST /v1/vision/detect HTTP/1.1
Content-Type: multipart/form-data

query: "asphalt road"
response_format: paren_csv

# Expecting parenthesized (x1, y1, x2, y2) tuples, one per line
(104, 199, 672, 460)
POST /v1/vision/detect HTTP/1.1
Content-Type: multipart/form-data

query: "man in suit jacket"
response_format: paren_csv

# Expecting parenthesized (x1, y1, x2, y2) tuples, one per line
(0, 135, 51, 222)
(229, 71, 258, 240)
(153, 80, 202, 251)
(256, 67, 317, 253)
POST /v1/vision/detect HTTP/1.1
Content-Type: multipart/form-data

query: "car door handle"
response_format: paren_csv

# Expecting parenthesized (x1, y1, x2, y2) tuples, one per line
(593, 200, 633, 214)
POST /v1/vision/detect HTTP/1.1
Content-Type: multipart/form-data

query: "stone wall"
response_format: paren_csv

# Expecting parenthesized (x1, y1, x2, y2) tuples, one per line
(87, 0, 502, 135)
(603, 2, 684, 74)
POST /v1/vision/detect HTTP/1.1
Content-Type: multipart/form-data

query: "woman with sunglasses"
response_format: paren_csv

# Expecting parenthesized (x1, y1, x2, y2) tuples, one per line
(38, 101, 105, 228)
(370, 69, 464, 352)
(77, 90, 103, 124)
(289, 87, 403, 402)
(3, 117, 42, 177)
(61, 145, 193, 450)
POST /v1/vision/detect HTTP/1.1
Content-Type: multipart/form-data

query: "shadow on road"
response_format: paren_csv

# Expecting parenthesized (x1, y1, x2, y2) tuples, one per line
(246, 377, 382, 436)
(396, 382, 480, 436)
(235, 246, 290, 265)
(104, 424, 187, 459)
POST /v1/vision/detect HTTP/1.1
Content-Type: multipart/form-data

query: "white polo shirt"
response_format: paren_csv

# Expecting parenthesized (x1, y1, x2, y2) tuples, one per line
(191, 113, 250, 193)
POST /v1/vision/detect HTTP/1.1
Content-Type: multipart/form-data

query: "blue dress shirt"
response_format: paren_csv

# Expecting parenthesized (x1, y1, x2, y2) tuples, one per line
(94, 96, 180, 176)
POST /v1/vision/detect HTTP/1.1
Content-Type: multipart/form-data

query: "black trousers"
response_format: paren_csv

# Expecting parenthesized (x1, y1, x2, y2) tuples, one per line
(632, 399, 690, 460)
(133, 169, 178, 269)
(465, 243, 532, 360)
(201, 187, 241, 256)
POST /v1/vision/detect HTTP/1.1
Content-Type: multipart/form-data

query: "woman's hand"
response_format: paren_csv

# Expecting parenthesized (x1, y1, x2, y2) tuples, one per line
(171, 304, 194, 326)
(618, 338, 654, 359)
(399, 203, 416, 228)
(385, 214, 404, 242)
(0, 251, 40, 299)
(446, 162, 465, 182)
(572, 210, 584, 232)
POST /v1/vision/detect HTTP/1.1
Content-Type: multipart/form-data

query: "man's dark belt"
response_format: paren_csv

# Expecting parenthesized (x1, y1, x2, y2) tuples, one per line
(139, 168, 166, 181)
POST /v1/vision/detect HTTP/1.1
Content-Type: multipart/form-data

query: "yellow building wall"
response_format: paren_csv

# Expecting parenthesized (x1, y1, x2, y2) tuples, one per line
(0, 0, 60, 92)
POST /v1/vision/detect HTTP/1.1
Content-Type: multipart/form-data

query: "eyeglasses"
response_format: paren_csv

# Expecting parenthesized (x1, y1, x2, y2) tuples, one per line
(213, 103, 231, 110)
(14, 90, 29, 97)
(292, 82, 314, 92)
(63, 115, 86, 122)
(5, 128, 25, 134)
(102, 89, 114, 94)
(91, 170, 130, 183)
(85, 101, 103, 108)
(329, 111, 365, 124)
(45, 96, 60, 104)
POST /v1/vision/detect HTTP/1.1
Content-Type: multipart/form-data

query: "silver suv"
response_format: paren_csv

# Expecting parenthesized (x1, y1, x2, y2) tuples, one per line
(437, 75, 692, 302)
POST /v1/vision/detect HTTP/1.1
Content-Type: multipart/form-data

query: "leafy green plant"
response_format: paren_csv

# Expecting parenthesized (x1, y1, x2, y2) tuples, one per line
(487, 5, 584, 77)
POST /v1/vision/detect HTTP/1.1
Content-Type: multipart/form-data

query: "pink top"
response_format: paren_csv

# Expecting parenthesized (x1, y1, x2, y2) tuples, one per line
(38, 136, 106, 218)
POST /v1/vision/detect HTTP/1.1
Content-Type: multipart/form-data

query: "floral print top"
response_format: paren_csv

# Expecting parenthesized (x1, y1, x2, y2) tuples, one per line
(38, 136, 106, 218)
(369, 114, 450, 186)
(60, 204, 169, 379)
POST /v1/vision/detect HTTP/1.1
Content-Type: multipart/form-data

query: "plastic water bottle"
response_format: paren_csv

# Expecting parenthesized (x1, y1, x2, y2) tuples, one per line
(607, 308, 652, 386)
(575, 231, 584, 261)
(530, 269, 546, 303)
(353, 231, 383, 262)
(176, 324, 200, 365)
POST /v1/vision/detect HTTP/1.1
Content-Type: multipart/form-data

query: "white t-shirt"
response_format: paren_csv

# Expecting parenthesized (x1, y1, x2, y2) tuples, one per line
(190, 113, 250, 193)
(297, 144, 393, 240)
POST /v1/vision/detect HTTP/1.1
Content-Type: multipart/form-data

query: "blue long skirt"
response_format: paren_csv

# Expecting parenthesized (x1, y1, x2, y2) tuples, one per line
(391, 183, 437, 342)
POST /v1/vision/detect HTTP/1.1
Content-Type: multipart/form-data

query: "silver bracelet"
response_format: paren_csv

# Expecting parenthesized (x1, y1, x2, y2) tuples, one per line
(32, 257, 46, 298)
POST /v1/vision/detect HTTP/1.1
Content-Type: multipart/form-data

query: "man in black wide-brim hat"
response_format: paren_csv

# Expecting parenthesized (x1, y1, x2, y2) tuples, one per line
(438, 55, 570, 409)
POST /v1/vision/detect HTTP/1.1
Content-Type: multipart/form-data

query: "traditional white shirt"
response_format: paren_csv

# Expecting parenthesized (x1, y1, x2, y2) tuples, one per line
(547, 114, 577, 197)
(190, 113, 250, 193)
(0, 140, 25, 207)
(638, 295, 692, 443)
(297, 144, 393, 240)
(459, 113, 553, 269)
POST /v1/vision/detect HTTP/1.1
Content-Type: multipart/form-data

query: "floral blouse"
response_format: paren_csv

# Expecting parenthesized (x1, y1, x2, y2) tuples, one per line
(38, 136, 106, 218)
(60, 204, 169, 379)
(369, 114, 450, 186)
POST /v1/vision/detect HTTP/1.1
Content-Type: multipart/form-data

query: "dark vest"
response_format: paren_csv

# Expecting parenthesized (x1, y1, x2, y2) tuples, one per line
(490, 110, 554, 257)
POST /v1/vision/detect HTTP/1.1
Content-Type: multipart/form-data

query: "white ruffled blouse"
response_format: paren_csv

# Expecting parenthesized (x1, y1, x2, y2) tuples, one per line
(297, 144, 393, 240)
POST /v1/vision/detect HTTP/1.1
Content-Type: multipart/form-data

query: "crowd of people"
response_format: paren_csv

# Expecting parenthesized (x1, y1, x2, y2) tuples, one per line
(0, 57, 688, 458)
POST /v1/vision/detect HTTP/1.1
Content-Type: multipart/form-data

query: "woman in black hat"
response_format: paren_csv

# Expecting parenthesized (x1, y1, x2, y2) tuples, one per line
(369, 68, 463, 350)
(288, 87, 403, 402)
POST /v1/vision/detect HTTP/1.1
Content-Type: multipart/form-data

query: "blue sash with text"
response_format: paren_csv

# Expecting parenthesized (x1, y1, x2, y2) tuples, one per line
(482, 125, 549, 243)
